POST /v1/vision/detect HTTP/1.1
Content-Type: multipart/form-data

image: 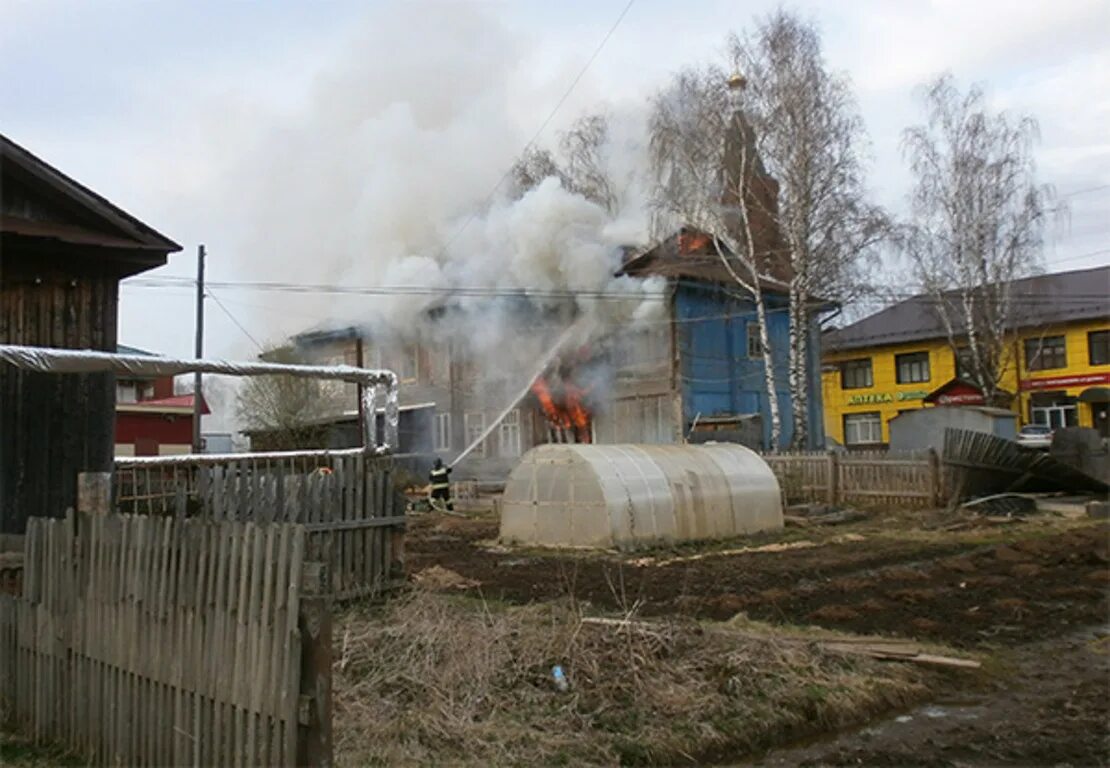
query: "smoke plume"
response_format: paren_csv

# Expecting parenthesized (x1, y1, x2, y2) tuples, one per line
(210, 2, 663, 398)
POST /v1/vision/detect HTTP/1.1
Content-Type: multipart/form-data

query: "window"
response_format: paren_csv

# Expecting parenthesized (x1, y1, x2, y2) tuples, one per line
(1089, 330, 1109, 366)
(746, 322, 763, 359)
(840, 358, 873, 389)
(954, 347, 976, 380)
(400, 344, 420, 382)
(464, 412, 486, 459)
(434, 412, 452, 452)
(498, 410, 521, 458)
(843, 412, 883, 446)
(1025, 335, 1067, 371)
(895, 351, 930, 384)
(1031, 393, 1078, 429)
(116, 382, 137, 404)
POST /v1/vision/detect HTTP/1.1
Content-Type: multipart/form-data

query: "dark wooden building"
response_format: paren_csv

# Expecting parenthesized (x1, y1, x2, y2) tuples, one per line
(0, 134, 180, 534)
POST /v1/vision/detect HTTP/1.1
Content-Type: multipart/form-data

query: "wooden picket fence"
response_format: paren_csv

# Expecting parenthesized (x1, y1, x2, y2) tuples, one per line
(0, 512, 332, 766)
(114, 451, 406, 601)
(762, 449, 943, 508)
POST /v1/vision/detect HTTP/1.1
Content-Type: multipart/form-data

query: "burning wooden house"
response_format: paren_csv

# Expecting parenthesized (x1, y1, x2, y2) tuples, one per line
(277, 231, 830, 483)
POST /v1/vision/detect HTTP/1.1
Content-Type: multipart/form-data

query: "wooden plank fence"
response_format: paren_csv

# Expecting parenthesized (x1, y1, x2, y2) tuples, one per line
(114, 452, 406, 601)
(0, 512, 332, 766)
(762, 450, 943, 508)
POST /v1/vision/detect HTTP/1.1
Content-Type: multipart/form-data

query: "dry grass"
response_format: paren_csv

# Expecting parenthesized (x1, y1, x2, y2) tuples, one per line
(334, 590, 943, 766)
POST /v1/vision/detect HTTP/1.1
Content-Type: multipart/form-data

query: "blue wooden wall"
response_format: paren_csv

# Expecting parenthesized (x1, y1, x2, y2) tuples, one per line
(674, 282, 825, 450)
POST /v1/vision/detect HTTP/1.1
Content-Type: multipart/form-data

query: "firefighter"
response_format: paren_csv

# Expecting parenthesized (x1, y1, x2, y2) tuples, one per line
(428, 458, 453, 512)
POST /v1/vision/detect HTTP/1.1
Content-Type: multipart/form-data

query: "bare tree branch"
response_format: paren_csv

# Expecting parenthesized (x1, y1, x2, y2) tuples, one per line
(237, 345, 333, 449)
(648, 63, 784, 449)
(901, 75, 1055, 404)
(728, 11, 889, 449)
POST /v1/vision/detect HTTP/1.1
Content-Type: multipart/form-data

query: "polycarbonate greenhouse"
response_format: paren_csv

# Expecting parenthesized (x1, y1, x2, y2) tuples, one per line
(500, 443, 783, 549)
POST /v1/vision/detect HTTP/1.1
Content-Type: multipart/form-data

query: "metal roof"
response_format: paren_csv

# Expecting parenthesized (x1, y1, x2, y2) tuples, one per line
(618, 228, 792, 294)
(825, 266, 1110, 353)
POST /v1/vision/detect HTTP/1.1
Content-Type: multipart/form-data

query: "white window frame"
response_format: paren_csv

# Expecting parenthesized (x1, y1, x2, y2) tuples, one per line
(400, 344, 420, 383)
(116, 381, 138, 404)
(840, 358, 873, 389)
(464, 412, 487, 459)
(434, 412, 452, 452)
(895, 351, 930, 384)
(498, 409, 521, 458)
(843, 411, 883, 446)
(746, 322, 763, 359)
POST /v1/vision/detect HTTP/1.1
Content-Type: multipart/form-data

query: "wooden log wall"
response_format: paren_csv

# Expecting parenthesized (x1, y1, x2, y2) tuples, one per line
(0, 512, 331, 766)
(0, 255, 119, 534)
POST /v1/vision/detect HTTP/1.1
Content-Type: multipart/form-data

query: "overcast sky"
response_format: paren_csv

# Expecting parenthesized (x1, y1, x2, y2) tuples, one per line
(3, 0, 1108, 362)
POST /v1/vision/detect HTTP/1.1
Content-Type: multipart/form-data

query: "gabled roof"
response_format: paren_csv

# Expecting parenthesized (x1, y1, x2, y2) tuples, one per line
(116, 393, 210, 415)
(825, 266, 1110, 353)
(618, 227, 791, 294)
(116, 344, 156, 357)
(1, 133, 180, 273)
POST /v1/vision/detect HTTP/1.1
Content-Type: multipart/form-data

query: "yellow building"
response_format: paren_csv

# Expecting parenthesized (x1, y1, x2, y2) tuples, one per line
(822, 266, 1110, 447)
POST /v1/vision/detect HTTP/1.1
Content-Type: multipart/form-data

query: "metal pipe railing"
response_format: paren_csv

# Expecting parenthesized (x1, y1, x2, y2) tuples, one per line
(0, 344, 400, 453)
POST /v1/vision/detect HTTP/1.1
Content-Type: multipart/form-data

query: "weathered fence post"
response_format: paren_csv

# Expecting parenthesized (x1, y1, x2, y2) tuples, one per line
(76, 472, 111, 515)
(298, 561, 333, 767)
(927, 448, 942, 507)
(827, 451, 840, 506)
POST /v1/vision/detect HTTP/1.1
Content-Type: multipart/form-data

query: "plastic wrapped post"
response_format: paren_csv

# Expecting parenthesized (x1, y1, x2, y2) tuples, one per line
(361, 383, 379, 453)
(0, 343, 401, 454)
(382, 373, 400, 453)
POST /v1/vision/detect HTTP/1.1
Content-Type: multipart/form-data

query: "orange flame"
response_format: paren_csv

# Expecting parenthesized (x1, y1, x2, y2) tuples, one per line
(678, 231, 711, 254)
(531, 372, 592, 443)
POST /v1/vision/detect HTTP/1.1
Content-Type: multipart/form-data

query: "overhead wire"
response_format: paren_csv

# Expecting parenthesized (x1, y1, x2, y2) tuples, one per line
(206, 288, 266, 352)
(425, 0, 637, 263)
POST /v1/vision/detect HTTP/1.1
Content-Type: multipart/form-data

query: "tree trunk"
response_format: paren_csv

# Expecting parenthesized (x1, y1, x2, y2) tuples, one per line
(788, 285, 809, 450)
(755, 295, 782, 451)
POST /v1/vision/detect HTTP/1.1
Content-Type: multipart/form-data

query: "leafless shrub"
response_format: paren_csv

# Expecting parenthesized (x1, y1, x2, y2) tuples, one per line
(236, 344, 331, 449)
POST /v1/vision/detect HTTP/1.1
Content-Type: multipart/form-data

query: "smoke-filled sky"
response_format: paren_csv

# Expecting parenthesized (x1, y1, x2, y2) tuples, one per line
(3, 0, 1108, 362)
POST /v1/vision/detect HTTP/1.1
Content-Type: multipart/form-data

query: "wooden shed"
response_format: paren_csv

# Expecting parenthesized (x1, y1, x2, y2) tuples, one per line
(0, 134, 181, 535)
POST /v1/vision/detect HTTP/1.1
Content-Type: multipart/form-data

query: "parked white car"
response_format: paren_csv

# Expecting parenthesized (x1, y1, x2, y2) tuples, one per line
(1016, 424, 1053, 450)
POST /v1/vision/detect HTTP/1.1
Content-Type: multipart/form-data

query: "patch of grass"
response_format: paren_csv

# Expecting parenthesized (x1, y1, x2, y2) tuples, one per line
(333, 590, 949, 766)
(0, 733, 81, 767)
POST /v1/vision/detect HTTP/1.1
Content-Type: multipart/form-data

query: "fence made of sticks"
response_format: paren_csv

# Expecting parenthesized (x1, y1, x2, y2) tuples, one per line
(0, 512, 332, 766)
(761, 449, 943, 508)
(114, 450, 406, 600)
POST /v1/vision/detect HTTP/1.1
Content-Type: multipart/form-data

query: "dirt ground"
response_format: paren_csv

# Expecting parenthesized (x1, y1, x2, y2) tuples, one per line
(757, 625, 1110, 767)
(405, 506, 1110, 765)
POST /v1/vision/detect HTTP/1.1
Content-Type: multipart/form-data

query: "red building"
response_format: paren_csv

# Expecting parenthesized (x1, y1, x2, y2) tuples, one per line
(114, 345, 208, 456)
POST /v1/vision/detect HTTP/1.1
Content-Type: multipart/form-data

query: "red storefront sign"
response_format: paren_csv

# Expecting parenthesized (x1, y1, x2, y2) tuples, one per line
(925, 378, 987, 406)
(934, 392, 986, 405)
(1019, 372, 1110, 391)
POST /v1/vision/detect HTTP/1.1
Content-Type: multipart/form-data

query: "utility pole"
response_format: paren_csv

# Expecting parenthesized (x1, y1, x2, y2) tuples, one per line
(192, 244, 206, 454)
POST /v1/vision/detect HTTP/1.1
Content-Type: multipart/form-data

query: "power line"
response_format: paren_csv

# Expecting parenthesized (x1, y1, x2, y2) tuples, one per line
(429, 0, 637, 261)
(207, 287, 265, 351)
(126, 277, 667, 301)
(1045, 247, 1110, 265)
(120, 276, 1110, 304)
(1059, 184, 1110, 199)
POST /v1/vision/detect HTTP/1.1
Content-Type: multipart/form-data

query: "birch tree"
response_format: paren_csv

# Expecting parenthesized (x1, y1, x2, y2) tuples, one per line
(648, 64, 784, 449)
(510, 114, 619, 214)
(728, 11, 887, 449)
(902, 75, 1052, 404)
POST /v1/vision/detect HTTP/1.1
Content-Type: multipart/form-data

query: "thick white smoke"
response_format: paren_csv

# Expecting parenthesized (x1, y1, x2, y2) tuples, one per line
(209, 1, 663, 395)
